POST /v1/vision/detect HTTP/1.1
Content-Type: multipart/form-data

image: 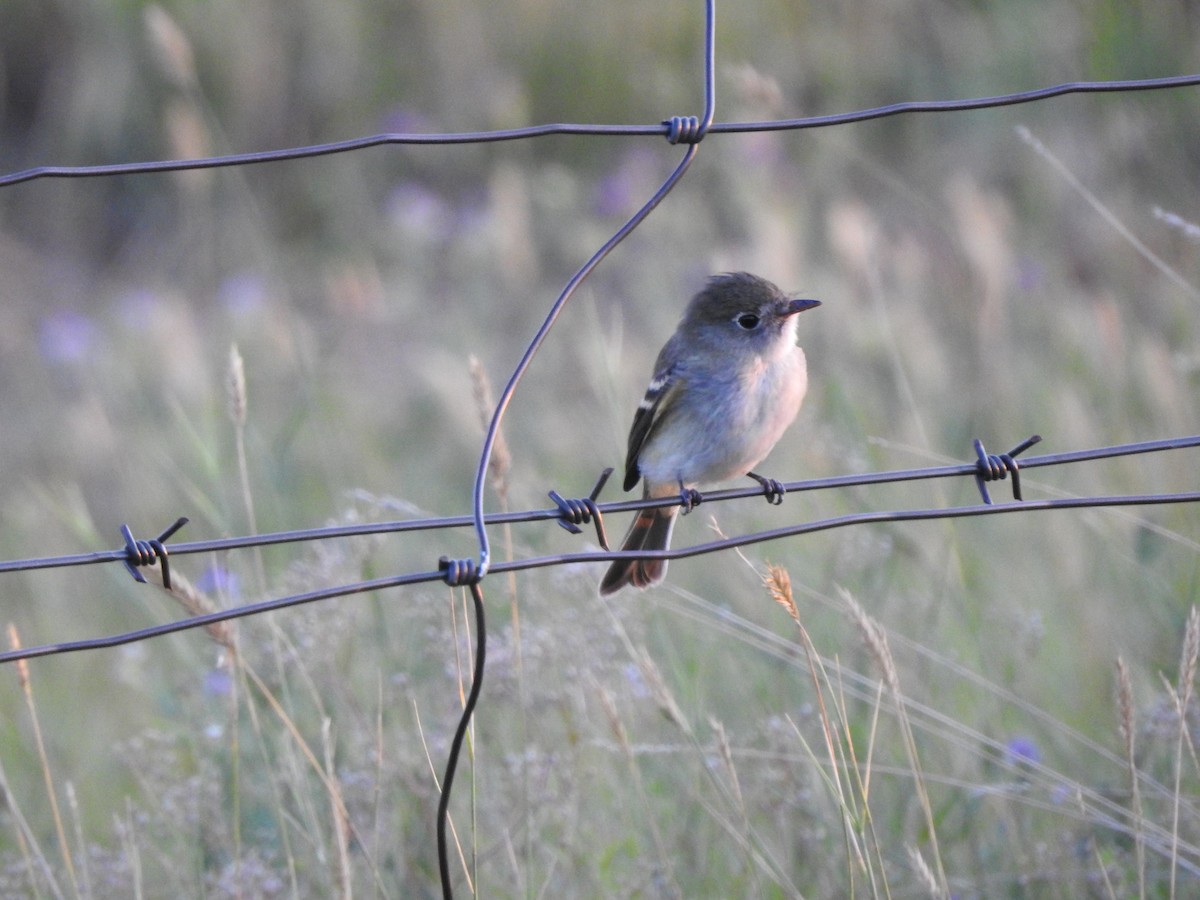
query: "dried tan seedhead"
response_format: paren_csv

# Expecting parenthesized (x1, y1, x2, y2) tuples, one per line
(907, 845, 941, 897)
(1179, 606, 1200, 706)
(595, 683, 630, 755)
(636, 646, 688, 731)
(227, 343, 247, 428)
(165, 569, 236, 651)
(709, 717, 746, 811)
(764, 563, 799, 623)
(839, 586, 899, 693)
(6, 623, 28, 689)
(1117, 656, 1135, 751)
(1116, 654, 1146, 894)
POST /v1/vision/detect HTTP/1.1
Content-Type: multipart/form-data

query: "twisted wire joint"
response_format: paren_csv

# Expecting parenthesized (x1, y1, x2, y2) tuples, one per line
(121, 517, 189, 590)
(439, 555, 482, 587)
(662, 115, 705, 145)
(549, 467, 613, 550)
(973, 435, 1042, 504)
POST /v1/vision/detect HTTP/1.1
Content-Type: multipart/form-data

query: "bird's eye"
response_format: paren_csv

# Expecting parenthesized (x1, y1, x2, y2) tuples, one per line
(735, 313, 761, 330)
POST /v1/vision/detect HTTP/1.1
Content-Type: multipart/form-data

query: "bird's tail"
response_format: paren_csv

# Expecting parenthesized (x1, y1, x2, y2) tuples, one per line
(598, 499, 678, 595)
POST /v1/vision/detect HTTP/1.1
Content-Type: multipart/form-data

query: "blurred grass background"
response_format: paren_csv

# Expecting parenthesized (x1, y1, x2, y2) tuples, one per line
(1, 0, 1199, 895)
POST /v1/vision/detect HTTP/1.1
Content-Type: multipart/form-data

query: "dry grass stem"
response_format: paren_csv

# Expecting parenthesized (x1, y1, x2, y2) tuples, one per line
(322, 718, 353, 897)
(840, 587, 899, 694)
(66, 781, 93, 898)
(595, 683, 631, 756)
(907, 844, 940, 897)
(118, 799, 144, 896)
(707, 514, 764, 574)
(1117, 655, 1146, 899)
(233, 658, 383, 887)
(0, 723, 60, 894)
(468, 354, 512, 500)
(767, 567, 885, 891)
(788, 645, 883, 891)
(7, 623, 78, 898)
(411, 699, 473, 896)
(227, 342, 267, 594)
(163, 568, 236, 650)
(839, 588, 948, 896)
(710, 717, 746, 814)
(1017, 125, 1200, 302)
(592, 681, 680, 891)
(1169, 606, 1200, 898)
(635, 645, 689, 732)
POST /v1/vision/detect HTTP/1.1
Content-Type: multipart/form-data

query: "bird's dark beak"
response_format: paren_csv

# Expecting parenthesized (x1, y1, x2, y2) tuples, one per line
(785, 297, 822, 316)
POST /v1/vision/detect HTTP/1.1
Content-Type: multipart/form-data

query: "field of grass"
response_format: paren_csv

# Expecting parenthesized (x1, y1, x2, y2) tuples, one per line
(1, 0, 1200, 896)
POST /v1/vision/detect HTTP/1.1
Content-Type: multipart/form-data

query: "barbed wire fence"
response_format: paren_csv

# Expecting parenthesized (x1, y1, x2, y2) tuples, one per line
(2, 0, 1200, 895)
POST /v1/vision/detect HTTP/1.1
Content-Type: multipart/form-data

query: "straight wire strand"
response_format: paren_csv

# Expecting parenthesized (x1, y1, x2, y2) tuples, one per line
(2, 486, 1198, 665)
(0, 432, 1197, 576)
(465, 0, 717, 581)
(2, 75, 1198, 187)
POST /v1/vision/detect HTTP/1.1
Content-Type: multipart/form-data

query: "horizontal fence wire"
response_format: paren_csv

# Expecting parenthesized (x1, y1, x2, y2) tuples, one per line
(0, 433, 1194, 577)
(0, 432, 1197, 664)
(4, 76, 1200, 187)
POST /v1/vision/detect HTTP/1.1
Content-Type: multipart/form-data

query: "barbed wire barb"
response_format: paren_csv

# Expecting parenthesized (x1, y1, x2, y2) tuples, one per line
(119, 517, 189, 589)
(973, 434, 1042, 504)
(549, 467, 614, 549)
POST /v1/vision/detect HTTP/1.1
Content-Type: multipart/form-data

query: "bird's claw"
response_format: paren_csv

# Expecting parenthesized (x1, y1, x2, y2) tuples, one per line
(748, 472, 786, 505)
(679, 487, 704, 515)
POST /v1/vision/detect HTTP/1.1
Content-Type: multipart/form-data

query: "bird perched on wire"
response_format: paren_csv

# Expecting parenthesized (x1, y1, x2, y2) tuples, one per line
(599, 272, 821, 595)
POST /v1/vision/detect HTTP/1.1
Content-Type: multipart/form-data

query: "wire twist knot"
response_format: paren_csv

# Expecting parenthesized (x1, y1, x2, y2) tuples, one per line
(662, 115, 705, 145)
(973, 435, 1042, 504)
(549, 467, 613, 550)
(121, 517, 189, 590)
(439, 555, 482, 587)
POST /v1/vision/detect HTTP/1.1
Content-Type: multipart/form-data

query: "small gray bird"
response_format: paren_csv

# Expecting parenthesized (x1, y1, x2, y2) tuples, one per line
(599, 272, 820, 595)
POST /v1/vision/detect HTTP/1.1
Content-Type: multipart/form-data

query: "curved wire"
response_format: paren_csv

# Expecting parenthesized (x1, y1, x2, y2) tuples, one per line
(465, 154, 696, 579)
(435, 11, 714, 888)
(465, 0, 717, 582)
(437, 582, 486, 900)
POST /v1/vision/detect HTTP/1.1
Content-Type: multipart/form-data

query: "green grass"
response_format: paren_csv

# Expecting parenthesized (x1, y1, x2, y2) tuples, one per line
(1, 0, 1200, 896)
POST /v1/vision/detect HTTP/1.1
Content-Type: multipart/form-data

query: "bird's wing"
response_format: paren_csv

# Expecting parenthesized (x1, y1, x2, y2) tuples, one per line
(623, 357, 683, 492)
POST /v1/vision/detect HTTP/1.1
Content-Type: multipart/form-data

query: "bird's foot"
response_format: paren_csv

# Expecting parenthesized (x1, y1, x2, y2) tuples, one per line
(678, 486, 704, 515)
(747, 471, 786, 506)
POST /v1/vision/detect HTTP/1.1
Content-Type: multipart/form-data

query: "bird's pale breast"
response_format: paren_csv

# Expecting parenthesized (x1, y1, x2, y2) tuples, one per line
(637, 346, 808, 488)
